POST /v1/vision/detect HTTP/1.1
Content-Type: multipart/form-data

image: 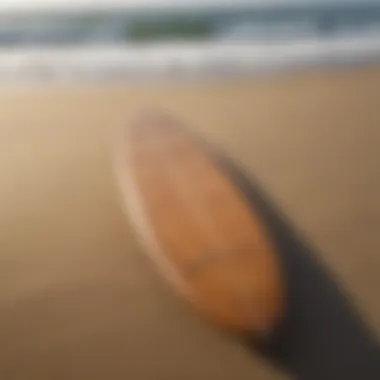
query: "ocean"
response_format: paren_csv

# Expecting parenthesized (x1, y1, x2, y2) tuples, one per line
(0, 4, 380, 82)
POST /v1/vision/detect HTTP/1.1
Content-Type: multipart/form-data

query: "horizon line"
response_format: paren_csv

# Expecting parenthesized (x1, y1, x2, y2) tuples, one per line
(1, 0, 380, 14)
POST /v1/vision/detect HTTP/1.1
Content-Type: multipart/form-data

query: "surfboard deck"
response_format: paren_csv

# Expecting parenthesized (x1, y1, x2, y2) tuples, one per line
(115, 111, 285, 335)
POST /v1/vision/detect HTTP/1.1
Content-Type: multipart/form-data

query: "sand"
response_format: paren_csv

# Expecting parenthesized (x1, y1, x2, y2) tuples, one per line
(0, 65, 379, 380)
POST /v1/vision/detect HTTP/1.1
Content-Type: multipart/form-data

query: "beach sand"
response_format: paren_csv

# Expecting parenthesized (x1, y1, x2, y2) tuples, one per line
(0, 65, 379, 380)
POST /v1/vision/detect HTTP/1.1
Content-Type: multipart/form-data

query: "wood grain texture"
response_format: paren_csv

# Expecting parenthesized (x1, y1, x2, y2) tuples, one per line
(116, 111, 285, 335)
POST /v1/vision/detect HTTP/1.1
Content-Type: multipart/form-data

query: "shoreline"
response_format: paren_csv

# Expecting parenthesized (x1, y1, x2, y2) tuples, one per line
(1, 59, 380, 93)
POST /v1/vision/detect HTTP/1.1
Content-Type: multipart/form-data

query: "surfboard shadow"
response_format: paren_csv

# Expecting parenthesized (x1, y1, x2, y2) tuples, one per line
(217, 156, 380, 380)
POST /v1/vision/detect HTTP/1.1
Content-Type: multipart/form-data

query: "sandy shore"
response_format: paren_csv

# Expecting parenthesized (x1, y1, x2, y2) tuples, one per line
(1, 65, 379, 380)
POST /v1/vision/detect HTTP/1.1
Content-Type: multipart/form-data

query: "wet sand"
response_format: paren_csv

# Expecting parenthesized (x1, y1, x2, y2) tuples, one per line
(1, 65, 380, 380)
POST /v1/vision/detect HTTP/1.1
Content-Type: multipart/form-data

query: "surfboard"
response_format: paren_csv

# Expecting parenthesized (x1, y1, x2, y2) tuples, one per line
(115, 111, 285, 336)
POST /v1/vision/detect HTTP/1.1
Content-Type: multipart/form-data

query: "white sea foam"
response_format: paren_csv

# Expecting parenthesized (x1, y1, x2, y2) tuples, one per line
(0, 32, 379, 84)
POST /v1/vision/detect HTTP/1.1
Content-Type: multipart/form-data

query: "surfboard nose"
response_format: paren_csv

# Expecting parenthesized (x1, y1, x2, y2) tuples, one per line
(129, 109, 179, 139)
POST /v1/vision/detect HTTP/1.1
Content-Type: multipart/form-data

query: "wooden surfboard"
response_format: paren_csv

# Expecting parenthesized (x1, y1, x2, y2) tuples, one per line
(115, 111, 285, 335)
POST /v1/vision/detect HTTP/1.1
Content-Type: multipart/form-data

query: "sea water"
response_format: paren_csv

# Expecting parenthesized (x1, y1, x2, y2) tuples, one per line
(0, 4, 379, 82)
